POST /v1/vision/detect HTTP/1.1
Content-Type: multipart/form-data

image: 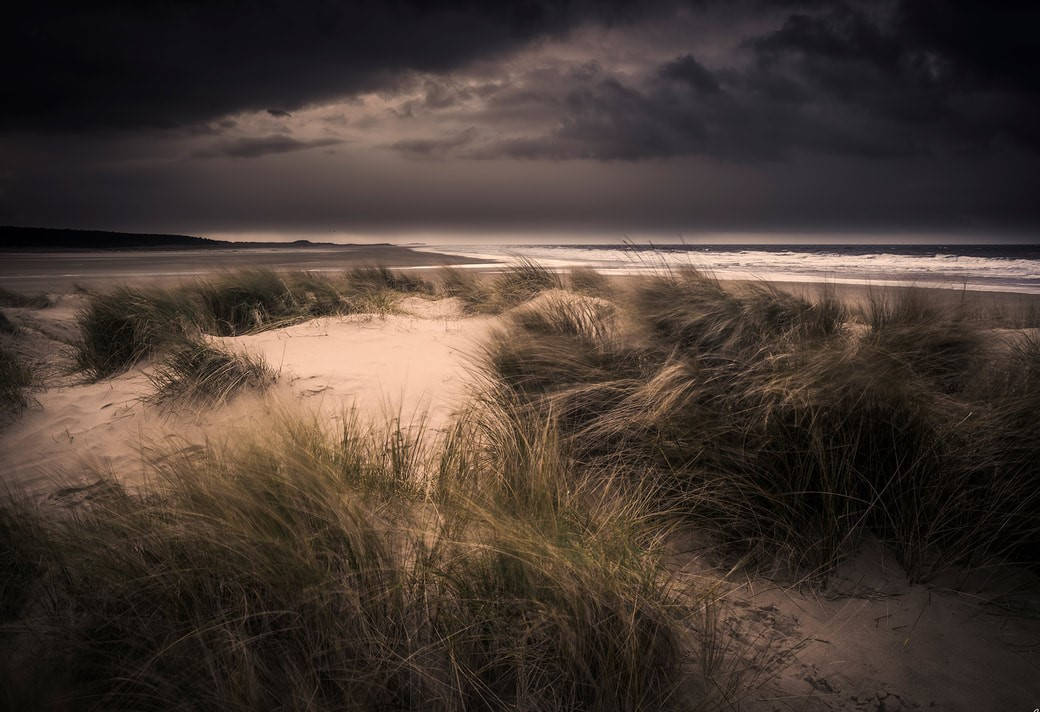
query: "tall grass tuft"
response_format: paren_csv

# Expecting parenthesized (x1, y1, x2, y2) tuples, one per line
(493, 257, 564, 308)
(0, 345, 34, 415)
(438, 259, 563, 314)
(0, 409, 706, 711)
(0, 286, 50, 309)
(481, 269, 1040, 580)
(193, 269, 307, 335)
(72, 269, 412, 379)
(437, 267, 495, 312)
(569, 266, 611, 296)
(73, 285, 201, 378)
(348, 265, 435, 295)
(146, 340, 276, 409)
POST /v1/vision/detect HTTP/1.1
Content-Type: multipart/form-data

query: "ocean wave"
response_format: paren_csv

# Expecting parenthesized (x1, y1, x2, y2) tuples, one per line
(414, 244, 1040, 294)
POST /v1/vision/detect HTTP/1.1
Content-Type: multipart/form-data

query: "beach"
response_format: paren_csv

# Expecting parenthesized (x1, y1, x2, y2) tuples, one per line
(0, 244, 486, 293)
(2, 253, 1040, 710)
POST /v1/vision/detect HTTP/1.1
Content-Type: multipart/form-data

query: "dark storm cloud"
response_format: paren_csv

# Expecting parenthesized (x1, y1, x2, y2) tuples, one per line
(3, 0, 1039, 236)
(389, 0, 1040, 162)
(659, 55, 721, 95)
(2, 0, 652, 133)
(193, 134, 344, 159)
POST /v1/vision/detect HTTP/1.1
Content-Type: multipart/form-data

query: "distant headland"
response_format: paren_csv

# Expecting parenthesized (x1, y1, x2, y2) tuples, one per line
(0, 226, 388, 250)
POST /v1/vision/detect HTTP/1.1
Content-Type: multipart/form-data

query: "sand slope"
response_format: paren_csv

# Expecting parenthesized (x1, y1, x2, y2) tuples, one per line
(212, 296, 495, 430)
(0, 296, 493, 495)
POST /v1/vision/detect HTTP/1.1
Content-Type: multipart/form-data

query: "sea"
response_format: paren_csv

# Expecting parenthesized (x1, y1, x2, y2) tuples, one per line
(413, 243, 1040, 294)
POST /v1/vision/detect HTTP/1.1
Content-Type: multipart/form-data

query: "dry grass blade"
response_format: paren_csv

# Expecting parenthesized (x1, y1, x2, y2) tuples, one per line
(146, 340, 276, 409)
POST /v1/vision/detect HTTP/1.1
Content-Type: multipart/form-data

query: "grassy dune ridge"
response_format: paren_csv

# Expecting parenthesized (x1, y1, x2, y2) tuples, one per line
(483, 269, 1040, 580)
(71, 263, 571, 380)
(0, 406, 736, 710)
(72, 268, 418, 379)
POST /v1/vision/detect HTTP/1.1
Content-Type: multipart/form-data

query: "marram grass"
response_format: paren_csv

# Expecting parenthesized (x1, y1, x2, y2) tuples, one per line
(72, 268, 431, 379)
(481, 267, 1040, 581)
(146, 339, 276, 409)
(0, 407, 753, 711)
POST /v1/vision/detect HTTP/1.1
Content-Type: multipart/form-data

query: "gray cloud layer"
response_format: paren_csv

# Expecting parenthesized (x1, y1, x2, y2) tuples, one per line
(383, 1, 1040, 162)
(2, 0, 645, 131)
(2, 0, 1038, 236)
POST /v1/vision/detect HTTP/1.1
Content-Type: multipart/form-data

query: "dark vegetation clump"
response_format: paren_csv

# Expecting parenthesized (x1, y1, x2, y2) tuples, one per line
(569, 266, 611, 296)
(0, 410, 713, 711)
(147, 340, 276, 409)
(439, 259, 564, 314)
(0, 345, 34, 414)
(437, 267, 495, 312)
(493, 257, 563, 307)
(481, 267, 1040, 581)
(0, 286, 50, 309)
(74, 285, 204, 378)
(72, 268, 435, 379)
(348, 265, 436, 295)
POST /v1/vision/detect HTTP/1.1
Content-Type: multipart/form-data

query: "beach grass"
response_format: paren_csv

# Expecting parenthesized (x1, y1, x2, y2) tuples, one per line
(438, 258, 563, 314)
(481, 267, 1040, 580)
(0, 407, 723, 711)
(348, 265, 436, 296)
(72, 268, 433, 379)
(146, 340, 276, 409)
(73, 284, 204, 378)
(8, 262, 1040, 708)
(0, 345, 34, 415)
(0, 286, 50, 310)
(568, 266, 611, 296)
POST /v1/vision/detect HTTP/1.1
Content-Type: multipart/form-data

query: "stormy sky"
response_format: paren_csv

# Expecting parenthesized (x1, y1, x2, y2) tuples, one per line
(2, 0, 1039, 242)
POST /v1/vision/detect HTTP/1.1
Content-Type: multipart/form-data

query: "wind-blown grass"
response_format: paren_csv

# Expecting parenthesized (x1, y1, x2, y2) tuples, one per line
(439, 259, 563, 314)
(0, 286, 50, 309)
(0, 345, 34, 415)
(146, 340, 276, 409)
(349, 265, 436, 295)
(73, 285, 202, 379)
(193, 269, 353, 336)
(481, 267, 1040, 581)
(0, 408, 716, 711)
(437, 267, 495, 312)
(569, 266, 611, 296)
(73, 269, 422, 379)
(493, 257, 564, 308)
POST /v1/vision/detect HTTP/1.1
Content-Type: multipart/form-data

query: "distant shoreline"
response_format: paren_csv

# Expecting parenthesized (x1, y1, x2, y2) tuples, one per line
(0, 225, 393, 251)
(0, 241, 490, 293)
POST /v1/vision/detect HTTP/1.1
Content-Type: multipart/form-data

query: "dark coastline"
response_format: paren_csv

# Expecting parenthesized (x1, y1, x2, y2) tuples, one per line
(0, 225, 391, 251)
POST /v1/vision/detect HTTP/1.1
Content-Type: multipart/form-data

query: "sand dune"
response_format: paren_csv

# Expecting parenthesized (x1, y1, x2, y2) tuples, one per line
(0, 296, 493, 495)
(3, 279, 1039, 711)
